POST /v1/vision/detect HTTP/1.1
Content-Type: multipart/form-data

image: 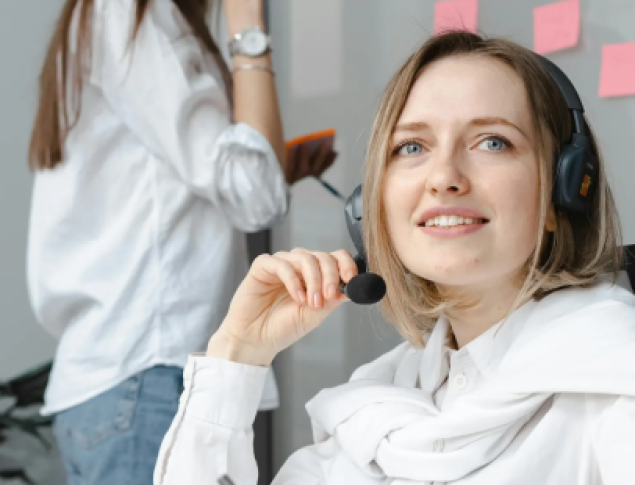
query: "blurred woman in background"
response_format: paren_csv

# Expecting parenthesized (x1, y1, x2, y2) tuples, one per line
(26, 0, 334, 483)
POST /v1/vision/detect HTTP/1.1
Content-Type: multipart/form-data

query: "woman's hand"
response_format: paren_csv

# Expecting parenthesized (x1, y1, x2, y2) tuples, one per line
(285, 139, 338, 186)
(206, 249, 358, 367)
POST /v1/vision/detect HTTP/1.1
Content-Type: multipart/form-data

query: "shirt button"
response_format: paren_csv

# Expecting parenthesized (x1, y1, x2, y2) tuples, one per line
(453, 373, 468, 389)
(433, 439, 445, 452)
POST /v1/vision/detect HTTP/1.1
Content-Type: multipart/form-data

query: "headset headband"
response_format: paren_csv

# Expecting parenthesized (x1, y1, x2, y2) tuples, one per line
(536, 56, 587, 137)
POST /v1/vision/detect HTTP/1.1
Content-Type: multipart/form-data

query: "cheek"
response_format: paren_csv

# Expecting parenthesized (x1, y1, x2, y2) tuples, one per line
(382, 170, 421, 233)
(494, 169, 542, 254)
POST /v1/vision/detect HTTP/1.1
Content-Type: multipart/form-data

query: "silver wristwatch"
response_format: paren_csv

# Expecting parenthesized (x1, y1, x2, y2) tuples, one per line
(228, 27, 271, 57)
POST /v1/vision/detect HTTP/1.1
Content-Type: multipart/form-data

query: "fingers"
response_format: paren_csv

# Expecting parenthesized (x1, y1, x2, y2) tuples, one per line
(292, 248, 358, 306)
(290, 248, 324, 308)
(330, 249, 359, 284)
(315, 136, 333, 160)
(286, 139, 339, 184)
(259, 248, 356, 309)
(310, 251, 342, 304)
(284, 145, 299, 185)
(311, 139, 337, 177)
(253, 253, 307, 305)
(297, 141, 311, 178)
(318, 150, 338, 176)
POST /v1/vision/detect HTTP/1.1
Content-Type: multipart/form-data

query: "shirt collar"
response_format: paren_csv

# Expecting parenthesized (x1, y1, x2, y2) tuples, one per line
(445, 298, 538, 378)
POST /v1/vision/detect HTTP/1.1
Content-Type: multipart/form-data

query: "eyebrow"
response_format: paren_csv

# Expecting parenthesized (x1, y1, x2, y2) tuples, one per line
(394, 117, 528, 139)
(393, 121, 431, 134)
(469, 117, 527, 139)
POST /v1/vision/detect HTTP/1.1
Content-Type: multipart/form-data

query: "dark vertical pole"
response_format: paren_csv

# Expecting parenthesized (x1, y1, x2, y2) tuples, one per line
(246, 229, 273, 485)
(624, 245, 635, 291)
(246, 2, 274, 482)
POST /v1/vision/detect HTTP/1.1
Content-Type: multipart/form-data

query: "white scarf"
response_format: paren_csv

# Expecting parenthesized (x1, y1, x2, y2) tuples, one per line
(305, 283, 635, 483)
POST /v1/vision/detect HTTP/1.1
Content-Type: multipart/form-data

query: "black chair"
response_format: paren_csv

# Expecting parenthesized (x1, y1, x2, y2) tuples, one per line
(621, 244, 635, 292)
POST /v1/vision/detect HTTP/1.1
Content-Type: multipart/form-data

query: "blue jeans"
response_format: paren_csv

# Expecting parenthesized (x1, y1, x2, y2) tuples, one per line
(52, 365, 183, 485)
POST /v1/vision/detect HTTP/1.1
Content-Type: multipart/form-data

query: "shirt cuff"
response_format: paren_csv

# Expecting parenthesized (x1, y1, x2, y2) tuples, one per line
(183, 353, 269, 429)
(229, 122, 292, 212)
(220, 122, 291, 223)
(229, 122, 277, 155)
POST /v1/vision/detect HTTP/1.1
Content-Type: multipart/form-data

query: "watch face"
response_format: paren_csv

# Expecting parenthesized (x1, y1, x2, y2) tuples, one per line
(242, 30, 268, 56)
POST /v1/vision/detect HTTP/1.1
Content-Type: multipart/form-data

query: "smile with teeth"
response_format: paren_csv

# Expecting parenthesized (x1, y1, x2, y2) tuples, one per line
(422, 215, 488, 228)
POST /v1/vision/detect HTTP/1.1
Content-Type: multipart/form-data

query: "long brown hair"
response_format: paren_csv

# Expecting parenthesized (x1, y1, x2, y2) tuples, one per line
(29, 0, 231, 171)
(363, 31, 622, 346)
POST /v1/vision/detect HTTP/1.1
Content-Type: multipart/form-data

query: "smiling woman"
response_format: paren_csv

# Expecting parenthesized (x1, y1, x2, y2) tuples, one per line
(365, 34, 621, 347)
(382, 53, 545, 346)
(155, 31, 635, 485)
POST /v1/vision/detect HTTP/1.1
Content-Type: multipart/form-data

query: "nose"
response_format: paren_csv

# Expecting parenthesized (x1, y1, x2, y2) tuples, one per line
(425, 150, 470, 196)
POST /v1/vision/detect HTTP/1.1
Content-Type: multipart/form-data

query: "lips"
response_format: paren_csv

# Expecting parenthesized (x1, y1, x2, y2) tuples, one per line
(423, 215, 486, 228)
(417, 207, 489, 227)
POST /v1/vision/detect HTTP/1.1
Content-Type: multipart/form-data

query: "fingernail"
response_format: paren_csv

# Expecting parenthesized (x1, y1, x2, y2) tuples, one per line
(327, 284, 336, 299)
(313, 292, 321, 308)
(297, 290, 306, 303)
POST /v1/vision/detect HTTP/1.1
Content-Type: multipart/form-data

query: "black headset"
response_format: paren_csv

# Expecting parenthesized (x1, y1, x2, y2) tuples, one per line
(344, 55, 599, 273)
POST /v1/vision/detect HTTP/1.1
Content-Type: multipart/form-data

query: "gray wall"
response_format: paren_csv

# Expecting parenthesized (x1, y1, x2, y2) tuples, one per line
(268, 0, 635, 473)
(0, 4, 66, 484)
(0, 2, 62, 381)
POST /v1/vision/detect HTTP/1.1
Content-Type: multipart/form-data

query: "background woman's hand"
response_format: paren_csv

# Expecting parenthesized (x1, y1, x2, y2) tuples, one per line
(206, 249, 358, 366)
(284, 138, 338, 185)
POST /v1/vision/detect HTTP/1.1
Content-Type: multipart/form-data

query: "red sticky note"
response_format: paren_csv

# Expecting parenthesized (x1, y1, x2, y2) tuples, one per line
(599, 42, 635, 98)
(434, 0, 478, 35)
(533, 0, 580, 55)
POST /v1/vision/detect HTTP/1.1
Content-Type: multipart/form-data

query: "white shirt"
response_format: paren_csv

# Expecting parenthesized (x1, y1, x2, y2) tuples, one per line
(27, 0, 285, 415)
(154, 282, 635, 484)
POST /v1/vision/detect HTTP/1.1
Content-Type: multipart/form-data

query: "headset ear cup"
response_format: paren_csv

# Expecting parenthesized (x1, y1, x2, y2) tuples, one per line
(552, 143, 596, 214)
(552, 146, 574, 213)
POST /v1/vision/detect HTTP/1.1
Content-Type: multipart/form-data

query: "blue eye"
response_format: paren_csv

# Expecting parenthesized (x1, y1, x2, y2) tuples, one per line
(478, 137, 509, 151)
(396, 141, 423, 156)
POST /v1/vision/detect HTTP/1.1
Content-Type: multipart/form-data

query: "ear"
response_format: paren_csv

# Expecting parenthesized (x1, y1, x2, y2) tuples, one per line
(545, 206, 557, 232)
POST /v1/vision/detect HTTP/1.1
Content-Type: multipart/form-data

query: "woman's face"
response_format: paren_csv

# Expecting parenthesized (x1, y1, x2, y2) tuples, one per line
(383, 55, 542, 293)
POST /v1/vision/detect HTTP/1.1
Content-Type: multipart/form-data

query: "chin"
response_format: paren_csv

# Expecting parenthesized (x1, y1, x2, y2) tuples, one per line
(415, 264, 526, 295)
(409, 258, 484, 285)
(425, 274, 483, 288)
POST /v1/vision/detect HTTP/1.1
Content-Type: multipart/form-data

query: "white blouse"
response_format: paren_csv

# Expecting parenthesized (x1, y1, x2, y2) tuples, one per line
(154, 282, 635, 484)
(27, 0, 285, 416)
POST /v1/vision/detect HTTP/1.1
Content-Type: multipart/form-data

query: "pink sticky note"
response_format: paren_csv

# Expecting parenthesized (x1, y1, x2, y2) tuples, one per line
(434, 0, 478, 35)
(533, 0, 580, 55)
(599, 42, 635, 98)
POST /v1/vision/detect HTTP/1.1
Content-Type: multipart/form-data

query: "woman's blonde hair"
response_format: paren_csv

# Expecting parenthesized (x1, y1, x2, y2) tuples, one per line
(363, 31, 623, 346)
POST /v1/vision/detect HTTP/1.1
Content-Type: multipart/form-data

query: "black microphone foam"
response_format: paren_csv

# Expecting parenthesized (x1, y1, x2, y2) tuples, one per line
(339, 272, 387, 305)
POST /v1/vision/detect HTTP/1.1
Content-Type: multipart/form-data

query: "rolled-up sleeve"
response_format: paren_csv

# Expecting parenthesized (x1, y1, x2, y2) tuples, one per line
(213, 123, 289, 232)
(90, 0, 288, 232)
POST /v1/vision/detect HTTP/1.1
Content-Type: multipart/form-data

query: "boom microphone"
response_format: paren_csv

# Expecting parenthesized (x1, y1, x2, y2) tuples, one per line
(338, 255, 387, 305)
